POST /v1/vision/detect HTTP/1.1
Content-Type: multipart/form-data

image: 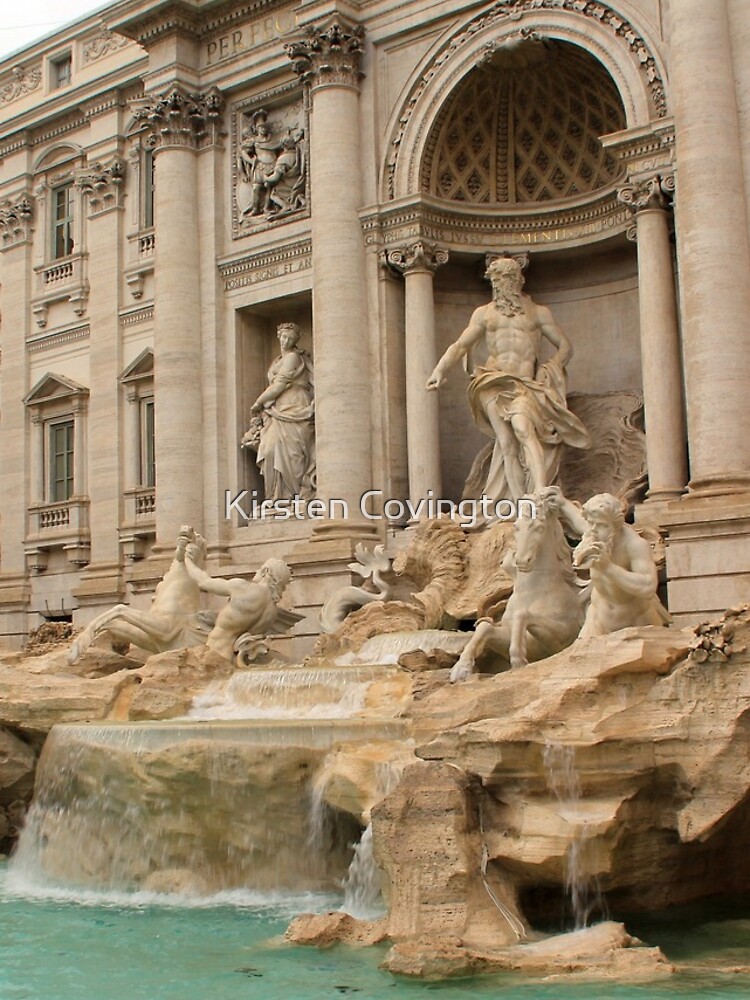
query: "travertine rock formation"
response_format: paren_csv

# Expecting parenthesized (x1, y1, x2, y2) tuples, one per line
(297, 610, 750, 979)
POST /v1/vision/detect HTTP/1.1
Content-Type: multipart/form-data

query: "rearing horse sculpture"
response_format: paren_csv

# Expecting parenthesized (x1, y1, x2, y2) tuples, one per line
(68, 527, 213, 664)
(450, 494, 588, 683)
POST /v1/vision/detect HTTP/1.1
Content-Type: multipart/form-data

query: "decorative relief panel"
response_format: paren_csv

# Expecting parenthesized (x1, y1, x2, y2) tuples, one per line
(232, 94, 308, 238)
(83, 23, 129, 63)
(0, 65, 41, 105)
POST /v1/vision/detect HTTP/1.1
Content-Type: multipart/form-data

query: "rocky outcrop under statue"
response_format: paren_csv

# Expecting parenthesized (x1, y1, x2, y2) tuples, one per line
(293, 609, 750, 979)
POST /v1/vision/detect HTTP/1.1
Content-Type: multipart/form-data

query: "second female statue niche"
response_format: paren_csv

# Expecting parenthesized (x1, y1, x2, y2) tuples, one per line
(242, 322, 316, 502)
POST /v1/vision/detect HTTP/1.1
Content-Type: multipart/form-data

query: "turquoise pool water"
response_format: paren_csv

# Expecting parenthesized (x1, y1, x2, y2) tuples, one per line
(1, 865, 749, 1000)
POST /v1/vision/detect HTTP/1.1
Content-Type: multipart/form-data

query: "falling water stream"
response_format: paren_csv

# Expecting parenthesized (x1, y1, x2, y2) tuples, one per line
(542, 741, 606, 929)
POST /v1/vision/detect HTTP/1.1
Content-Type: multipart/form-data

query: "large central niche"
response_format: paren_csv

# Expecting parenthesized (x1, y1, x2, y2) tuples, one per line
(422, 39, 626, 205)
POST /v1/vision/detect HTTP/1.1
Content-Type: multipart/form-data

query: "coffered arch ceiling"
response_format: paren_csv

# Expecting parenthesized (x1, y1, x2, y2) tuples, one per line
(421, 40, 626, 207)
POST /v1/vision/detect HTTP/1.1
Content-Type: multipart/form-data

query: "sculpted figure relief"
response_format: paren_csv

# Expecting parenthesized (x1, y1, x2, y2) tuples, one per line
(242, 322, 316, 502)
(546, 488, 670, 637)
(182, 551, 292, 663)
(237, 108, 307, 222)
(69, 527, 212, 663)
(427, 257, 591, 503)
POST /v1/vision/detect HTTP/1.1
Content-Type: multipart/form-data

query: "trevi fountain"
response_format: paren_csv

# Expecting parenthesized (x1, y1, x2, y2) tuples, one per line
(1, 255, 749, 1000)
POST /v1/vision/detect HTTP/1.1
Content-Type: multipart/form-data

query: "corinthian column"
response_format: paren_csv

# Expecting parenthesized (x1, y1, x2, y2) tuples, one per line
(618, 176, 687, 501)
(0, 195, 34, 637)
(135, 87, 224, 543)
(669, 0, 750, 495)
(287, 18, 372, 515)
(74, 157, 127, 607)
(384, 242, 448, 505)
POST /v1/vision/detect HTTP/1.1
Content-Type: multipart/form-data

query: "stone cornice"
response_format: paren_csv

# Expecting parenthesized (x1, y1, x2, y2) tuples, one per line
(361, 188, 630, 254)
(113, 1, 203, 46)
(286, 15, 365, 90)
(218, 237, 312, 290)
(80, 88, 128, 121)
(26, 324, 90, 353)
(601, 119, 675, 183)
(120, 304, 155, 326)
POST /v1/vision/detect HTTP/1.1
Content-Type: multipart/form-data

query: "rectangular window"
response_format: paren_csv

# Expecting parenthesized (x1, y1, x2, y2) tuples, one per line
(52, 54, 72, 89)
(143, 149, 155, 229)
(52, 184, 74, 258)
(49, 420, 74, 502)
(141, 398, 156, 488)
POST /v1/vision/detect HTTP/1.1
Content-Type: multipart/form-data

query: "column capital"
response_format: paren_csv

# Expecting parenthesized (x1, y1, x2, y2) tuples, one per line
(76, 157, 126, 216)
(383, 241, 449, 276)
(0, 193, 34, 250)
(132, 86, 225, 151)
(286, 16, 365, 91)
(617, 174, 674, 215)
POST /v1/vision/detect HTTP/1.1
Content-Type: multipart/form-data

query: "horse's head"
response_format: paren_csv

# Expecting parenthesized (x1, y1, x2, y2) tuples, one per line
(513, 495, 547, 573)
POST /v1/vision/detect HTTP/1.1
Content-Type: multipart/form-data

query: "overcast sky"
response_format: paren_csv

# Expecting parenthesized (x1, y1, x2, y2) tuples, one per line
(0, 1, 112, 60)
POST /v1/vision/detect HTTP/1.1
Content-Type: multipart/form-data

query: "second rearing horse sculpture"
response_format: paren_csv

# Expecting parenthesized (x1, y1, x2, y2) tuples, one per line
(450, 494, 588, 683)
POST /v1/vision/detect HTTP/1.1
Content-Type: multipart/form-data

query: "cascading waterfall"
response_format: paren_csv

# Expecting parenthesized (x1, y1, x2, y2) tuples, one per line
(341, 759, 403, 917)
(542, 740, 606, 929)
(10, 720, 405, 896)
(189, 665, 401, 721)
(342, 823, 381, 917)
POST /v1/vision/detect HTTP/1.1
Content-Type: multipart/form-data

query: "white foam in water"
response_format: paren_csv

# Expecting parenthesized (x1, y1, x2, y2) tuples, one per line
(188, 666, 394, 720)
(334, 630, 469, 666)
(2, 866, 339, 915)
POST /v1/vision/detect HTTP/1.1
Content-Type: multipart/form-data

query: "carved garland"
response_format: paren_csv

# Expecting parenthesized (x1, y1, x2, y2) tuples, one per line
(387, 0, 667, 199)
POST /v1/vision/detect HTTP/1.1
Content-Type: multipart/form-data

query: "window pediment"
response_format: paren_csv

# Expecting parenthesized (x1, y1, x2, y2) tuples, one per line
(24, 372, 89, 407)
(119, 347, 154, 384)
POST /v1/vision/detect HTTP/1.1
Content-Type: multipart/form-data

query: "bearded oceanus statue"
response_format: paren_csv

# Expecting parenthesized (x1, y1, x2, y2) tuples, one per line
(427, 256, 591, 504)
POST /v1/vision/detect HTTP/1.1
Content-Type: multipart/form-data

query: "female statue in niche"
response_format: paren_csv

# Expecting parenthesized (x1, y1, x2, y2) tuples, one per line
(242, 322, 316, 501)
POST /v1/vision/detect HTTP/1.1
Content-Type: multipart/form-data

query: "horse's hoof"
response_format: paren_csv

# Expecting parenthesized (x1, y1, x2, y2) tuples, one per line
(510, 656, 527, 670)
(450, 661, 472, 684)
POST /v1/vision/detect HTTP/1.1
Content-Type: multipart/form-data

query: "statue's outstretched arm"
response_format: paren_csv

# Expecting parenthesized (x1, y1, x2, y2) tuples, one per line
(427, 308, 486, 388)
(183, 554, 232, 597)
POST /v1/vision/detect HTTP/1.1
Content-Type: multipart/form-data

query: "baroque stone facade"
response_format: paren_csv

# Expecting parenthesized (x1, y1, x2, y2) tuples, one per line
(1, 0, 749, 650)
